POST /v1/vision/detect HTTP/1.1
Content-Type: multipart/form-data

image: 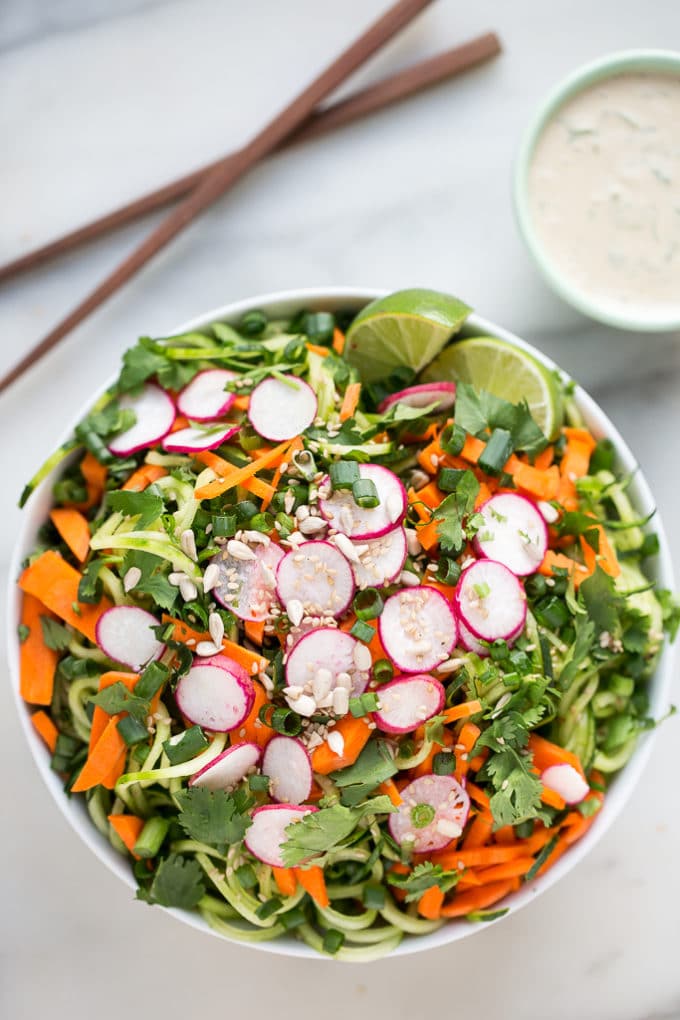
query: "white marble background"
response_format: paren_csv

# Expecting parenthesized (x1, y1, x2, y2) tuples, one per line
(1, 1, 680, 1017)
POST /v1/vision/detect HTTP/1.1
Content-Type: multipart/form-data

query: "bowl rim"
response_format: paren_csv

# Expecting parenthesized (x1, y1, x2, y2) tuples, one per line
(7, 284, 676, 959)
(513, 48, 680, 332)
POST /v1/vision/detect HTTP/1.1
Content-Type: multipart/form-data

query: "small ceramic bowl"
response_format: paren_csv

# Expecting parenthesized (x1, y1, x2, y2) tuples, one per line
(7, 287, 676, 958)
(514, 49, 680, 332)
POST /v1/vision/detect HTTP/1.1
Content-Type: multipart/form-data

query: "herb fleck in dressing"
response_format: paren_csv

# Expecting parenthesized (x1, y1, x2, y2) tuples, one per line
(528, 72, 680, 322)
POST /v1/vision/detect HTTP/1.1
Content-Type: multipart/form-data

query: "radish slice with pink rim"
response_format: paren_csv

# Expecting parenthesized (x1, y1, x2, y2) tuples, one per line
(176, 369, 237, 421)
(276, 540, 354, 619)
(245, 804, 317, 867)
(389, 774, 470, 853)
(373, 674, 445, 734)
(261, 736, 313, 805)
(175, 657, 254, 732)
(319, 464, 407, 540)
(541, 764, 590, 804)
(108, 383, 176, 456)
(455, 560, 527, 642)
(379, 586, 457, 673)
(350, 527, 407, 590)
(473, 493, 548, 576)
(284, 628, 370, 714)
(189, 742, 261, 790)
(248, 376, 317, 442)
(95, 606, 164, 671)
(162, 424, 238, 453)
(456, 616, 490, 657)
(378, 381, 456, 415)
(211, 542, 283, 622)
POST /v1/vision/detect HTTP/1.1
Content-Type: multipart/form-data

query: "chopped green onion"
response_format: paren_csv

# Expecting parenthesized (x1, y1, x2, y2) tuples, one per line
(239, 425, 265, 452)
(240, 309, 268, 337)
(237, 500, 260, 522)
(234, 864, 259, 889)
(162, 726, 209, 765)
(213, 514, 238, 538)
(436, 557, 461, 586)
(350, 620, 375, 643)
(248, 773, 270, 792)
(304, 311, 335, 343)
(248, 512, 274, 533)
(353, 588, 383, 621)
(349, 692, 379, 717)
(490, 639, 509, 662)
(135, 661, 169, 701)
(329, 460, 360, 490)
(478, 428, 514, 476)
(259, 705, 302, 736)
(117, 715, 150, 747)
(524, 574, 547, 599)
(352, 478, 380, 508)
(275, 511, 295, 538)
(432, 751, 456, 775)
(132, 816, 170, 859)
(292, 449, 317, 480)
(372, 658, 393, 684)
(321, 928, 345, 955)
(534, 596, 569, 630)
(255, 897, 282, 920)
(438, 467, 467, 493)
(280, 906, 307, 930)
(440, 423, 466, 457)
(362, 883, 386, 909)
(473, 581, 491, 600)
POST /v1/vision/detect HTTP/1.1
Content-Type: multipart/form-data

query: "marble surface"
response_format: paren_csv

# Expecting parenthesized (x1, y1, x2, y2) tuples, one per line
(1, 1, 680, 1017)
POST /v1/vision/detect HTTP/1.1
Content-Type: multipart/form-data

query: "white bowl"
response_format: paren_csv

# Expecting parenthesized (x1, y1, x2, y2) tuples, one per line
(7, 286, 676, 959)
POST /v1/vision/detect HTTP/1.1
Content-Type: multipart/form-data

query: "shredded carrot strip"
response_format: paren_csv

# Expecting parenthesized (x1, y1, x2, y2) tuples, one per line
(31, 710, 58, 752)
(442, 700, 482, 724)
(339, 382, 361, 421)
(332, 328, 345, 354)
(195, 440, 292, 500)
(306, 342, 330, 358)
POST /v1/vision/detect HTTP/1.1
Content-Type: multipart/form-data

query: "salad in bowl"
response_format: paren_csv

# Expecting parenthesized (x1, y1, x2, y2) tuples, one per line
(11, 287, 677, 960)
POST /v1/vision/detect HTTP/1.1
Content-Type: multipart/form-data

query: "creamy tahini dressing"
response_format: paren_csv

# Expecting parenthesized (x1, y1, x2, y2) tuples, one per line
(528, 72, 680, 323)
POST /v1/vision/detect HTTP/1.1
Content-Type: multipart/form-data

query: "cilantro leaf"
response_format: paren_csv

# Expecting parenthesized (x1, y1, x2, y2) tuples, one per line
(657, 589, 680, 641)
(108, 490, 164, 529)
(175, 787, 254, 852)
(89, 681, 150, 723)
(454, 382, 547, 457)
(138, 853, 205, 909)
(74, 401, 136, 464)
(331, 739, 397, 807)
(77, 560, 103, 604)
(121, 550, 179, 611)
(118, 343, 169, 391)
(39, 615, 72, 651)
(580, 566, 625, 635)
(433, 471, 480, 554)
(280, 795, 394, 867)
(474, 712, 546, 828)
(558, 615, 595, 690)
(387, 861, 459, 902)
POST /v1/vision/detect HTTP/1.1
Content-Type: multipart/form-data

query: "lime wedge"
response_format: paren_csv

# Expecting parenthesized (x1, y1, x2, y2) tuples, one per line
(422, 336, 564, 440)
(344, 289, 471, 383)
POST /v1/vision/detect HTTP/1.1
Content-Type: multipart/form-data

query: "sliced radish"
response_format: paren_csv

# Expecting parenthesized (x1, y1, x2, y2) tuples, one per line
(388, 774, 470, 853)
(248, 376, 317, 442)
(379, 586, 457, 673)
(378, 381, 456, 415)
(319, 464, 407, 540)
(373, 674, 445, 734)
(261, 736, 313, 805)
(175, 658, 254, 732)
(349, 527, 407, 590)
(456, 617, 490, 657)
(276, 540, 354, 619)
(108, 383, 176, 456)
(189, 742, 261, 790)
(541, 764, 590, 805)
(473, 493, 548, 576)
(245, 804, 316, 867)
(176, 369, 237, 421)
(162, 424, 238, 453)
(95, 606, 164, 671)
(211, 541, 284, 622)
(284, 628, 370, 714)
(455, 560, 527, 642)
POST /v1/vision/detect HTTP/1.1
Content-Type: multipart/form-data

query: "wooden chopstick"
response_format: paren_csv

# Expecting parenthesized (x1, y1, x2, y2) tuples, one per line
(0, 33, 500, 286)
(0, 0, 435, 397)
